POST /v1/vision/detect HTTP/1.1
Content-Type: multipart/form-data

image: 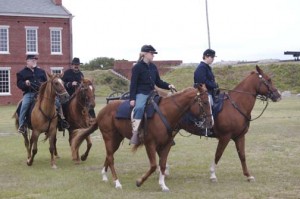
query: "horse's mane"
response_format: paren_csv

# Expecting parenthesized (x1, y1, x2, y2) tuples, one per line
(37, 81, 48, 102)
(165, 87, 194, 98)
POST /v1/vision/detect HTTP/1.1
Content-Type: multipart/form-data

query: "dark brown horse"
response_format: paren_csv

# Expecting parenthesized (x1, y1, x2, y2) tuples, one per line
(13, 74, 69, 168)
(176, 65, 281, 182)
(70, 84, 212, 191)
(64, 78, 95, 162)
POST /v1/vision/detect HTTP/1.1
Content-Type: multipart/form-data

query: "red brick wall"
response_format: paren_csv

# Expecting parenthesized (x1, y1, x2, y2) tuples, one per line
(0, 16, 72, 105)
(114, 60, 182, 79)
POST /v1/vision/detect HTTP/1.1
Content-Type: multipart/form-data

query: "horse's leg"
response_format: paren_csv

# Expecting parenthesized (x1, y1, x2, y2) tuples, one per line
(53, 134, 60, 159)
(136, 142, 157, 188)
(157, 142, 173, 192)
(22, 130, 30, 159)
(27, 130, 39, 166)
(234, 135, 255, 182)
(210, 137, 231, 182)
(103, 134, 123, 189)
(70, 132, 81, 164)
(49, 130, 58, 169)
(101, 158, 109, 182)
(80, 135, 92, 161)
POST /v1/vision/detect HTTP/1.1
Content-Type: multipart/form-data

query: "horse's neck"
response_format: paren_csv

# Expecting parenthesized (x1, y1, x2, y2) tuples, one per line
(68, 94, 89, 127)
(229, 76, 257, 115)
(160, 88, 196, 125)
(39, 83, 56, 115)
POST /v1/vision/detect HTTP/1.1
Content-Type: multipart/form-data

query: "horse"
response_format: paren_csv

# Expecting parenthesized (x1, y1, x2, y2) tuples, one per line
(70, 84, 212, 191)
(13, 73, 69, 168)
(174, 65, 281, 182)
(63, 78, 96, 163)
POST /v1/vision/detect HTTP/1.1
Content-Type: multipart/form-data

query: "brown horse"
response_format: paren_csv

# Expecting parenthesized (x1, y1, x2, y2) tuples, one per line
(13, 73, 69, 168)
(175, 65, 281, 182)
(70, 84, 212, 191)
(63, 78, 95, 162)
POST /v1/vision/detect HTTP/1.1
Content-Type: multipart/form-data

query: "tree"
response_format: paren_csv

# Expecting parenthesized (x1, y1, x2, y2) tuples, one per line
(82, 57, 115, 70)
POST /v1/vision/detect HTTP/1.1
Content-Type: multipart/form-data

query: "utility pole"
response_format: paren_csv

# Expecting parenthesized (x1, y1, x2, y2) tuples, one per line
(205, 0, 211, 48)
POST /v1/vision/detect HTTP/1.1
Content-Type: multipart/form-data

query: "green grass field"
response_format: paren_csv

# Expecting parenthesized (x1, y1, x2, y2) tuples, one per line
(0, 96, 300, 199)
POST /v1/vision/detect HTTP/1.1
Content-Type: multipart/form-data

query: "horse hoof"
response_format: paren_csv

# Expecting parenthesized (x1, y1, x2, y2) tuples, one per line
(26, 160, 32, 166)
(136, 180, 142, 187)
(81, 155, 87, 161)
(102, 176, 108, 182)
(72, 159, 80, 165)
(162, 187, 170, 192)
(52, 165, 58, 169)
(210, 177, 218, 183)
(247, 176, 255, 182)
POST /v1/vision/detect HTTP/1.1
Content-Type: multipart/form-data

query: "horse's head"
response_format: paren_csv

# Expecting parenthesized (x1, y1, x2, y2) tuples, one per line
(78, 78, 96, 109)
(255, 65, 281, 102)
(48, 73, 70, 104)
(192, 83, 213, 129)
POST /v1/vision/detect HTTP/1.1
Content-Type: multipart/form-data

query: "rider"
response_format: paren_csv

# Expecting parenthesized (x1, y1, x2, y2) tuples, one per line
(194, 49, 218, 135)
(129, 45, 175, 145)
(17, 55, 47, 134)
(62, 57, 96, 119)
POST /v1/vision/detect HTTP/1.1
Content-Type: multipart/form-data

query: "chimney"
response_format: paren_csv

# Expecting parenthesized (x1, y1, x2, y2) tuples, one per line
(53, 0, 62, 6)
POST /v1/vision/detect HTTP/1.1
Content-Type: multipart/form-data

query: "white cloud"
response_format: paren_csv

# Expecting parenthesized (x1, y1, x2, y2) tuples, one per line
(63, 0, 300, 63)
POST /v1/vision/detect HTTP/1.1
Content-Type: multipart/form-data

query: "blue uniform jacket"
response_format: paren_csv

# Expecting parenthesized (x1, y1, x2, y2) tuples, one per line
(62, 69, 84, 96)
(130, 60, 170, 100)
(194, 61, 217, 94)
(16, 66, 47, 95)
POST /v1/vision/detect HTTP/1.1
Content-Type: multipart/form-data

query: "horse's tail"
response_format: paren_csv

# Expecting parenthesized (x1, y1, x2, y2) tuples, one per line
(70, 107, 107, 154)
(71, 121, 98, 151)
(131, 142, 144, 153)
(12, 110, 19, 129)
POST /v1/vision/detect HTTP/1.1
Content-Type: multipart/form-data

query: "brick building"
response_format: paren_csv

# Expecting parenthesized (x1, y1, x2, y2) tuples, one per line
(0, 0, 72, 105)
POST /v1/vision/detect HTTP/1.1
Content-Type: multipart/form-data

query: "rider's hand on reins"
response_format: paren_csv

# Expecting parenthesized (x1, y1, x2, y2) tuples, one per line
(169, 84, 177, 93)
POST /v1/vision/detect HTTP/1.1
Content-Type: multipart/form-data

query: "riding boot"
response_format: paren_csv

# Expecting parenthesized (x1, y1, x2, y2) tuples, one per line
(57, 105, 70, 130)
(130, 119, 142, 145)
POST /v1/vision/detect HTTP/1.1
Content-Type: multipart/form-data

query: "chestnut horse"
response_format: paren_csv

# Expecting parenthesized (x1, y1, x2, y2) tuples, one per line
(13, 74, 69, 168)
(70, 84, 212, 191)
(64, 78, 95, 162)
(176, 65, 281, 182)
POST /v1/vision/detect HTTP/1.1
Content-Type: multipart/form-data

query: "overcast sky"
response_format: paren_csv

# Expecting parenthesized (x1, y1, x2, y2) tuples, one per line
(62, 0, 300, 63)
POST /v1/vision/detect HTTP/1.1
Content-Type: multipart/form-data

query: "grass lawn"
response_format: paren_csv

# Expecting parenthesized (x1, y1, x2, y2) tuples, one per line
(0, 96, 300, 199)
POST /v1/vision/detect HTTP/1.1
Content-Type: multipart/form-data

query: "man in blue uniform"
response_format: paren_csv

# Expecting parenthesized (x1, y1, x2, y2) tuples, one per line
(17, 55, 47, 134)
(62, 57, 96, 118)
(194, 49, 218, 104)
(194, 49, 218, 136)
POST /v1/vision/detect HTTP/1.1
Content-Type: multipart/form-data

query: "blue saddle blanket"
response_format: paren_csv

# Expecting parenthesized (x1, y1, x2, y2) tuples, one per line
(212, 93, 226, 119)
(115, 95, 161, 119)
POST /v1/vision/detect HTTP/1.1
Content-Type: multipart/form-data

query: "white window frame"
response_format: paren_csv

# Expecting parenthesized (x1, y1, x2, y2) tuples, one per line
(0, 67, 11, 96)
(50, 27, 63, 55)
(0, 25, 9, 54)
(50, 66, 63, 74)
(25, 26, 38, 54)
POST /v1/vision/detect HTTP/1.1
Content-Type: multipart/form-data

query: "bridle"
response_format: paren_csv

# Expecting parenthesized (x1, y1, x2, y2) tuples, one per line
(171, 87, 212, 127)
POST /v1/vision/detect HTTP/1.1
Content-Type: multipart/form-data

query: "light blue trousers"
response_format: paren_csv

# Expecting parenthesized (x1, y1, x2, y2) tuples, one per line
(133, 93, 149, 119)
(19, 92, 36, 127)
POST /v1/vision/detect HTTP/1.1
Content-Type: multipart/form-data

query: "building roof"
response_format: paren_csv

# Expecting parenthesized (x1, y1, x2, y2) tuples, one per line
(0, 0, 72, 18)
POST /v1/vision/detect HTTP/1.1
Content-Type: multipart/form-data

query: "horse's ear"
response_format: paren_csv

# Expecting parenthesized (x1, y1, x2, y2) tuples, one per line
(256, 65, 263, 74)
(46, 72, 52, 80)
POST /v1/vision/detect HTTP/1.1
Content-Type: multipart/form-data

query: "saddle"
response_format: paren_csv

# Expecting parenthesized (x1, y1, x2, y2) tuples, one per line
(16, 97, 37, 129)
(115, 91, 161, 120)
